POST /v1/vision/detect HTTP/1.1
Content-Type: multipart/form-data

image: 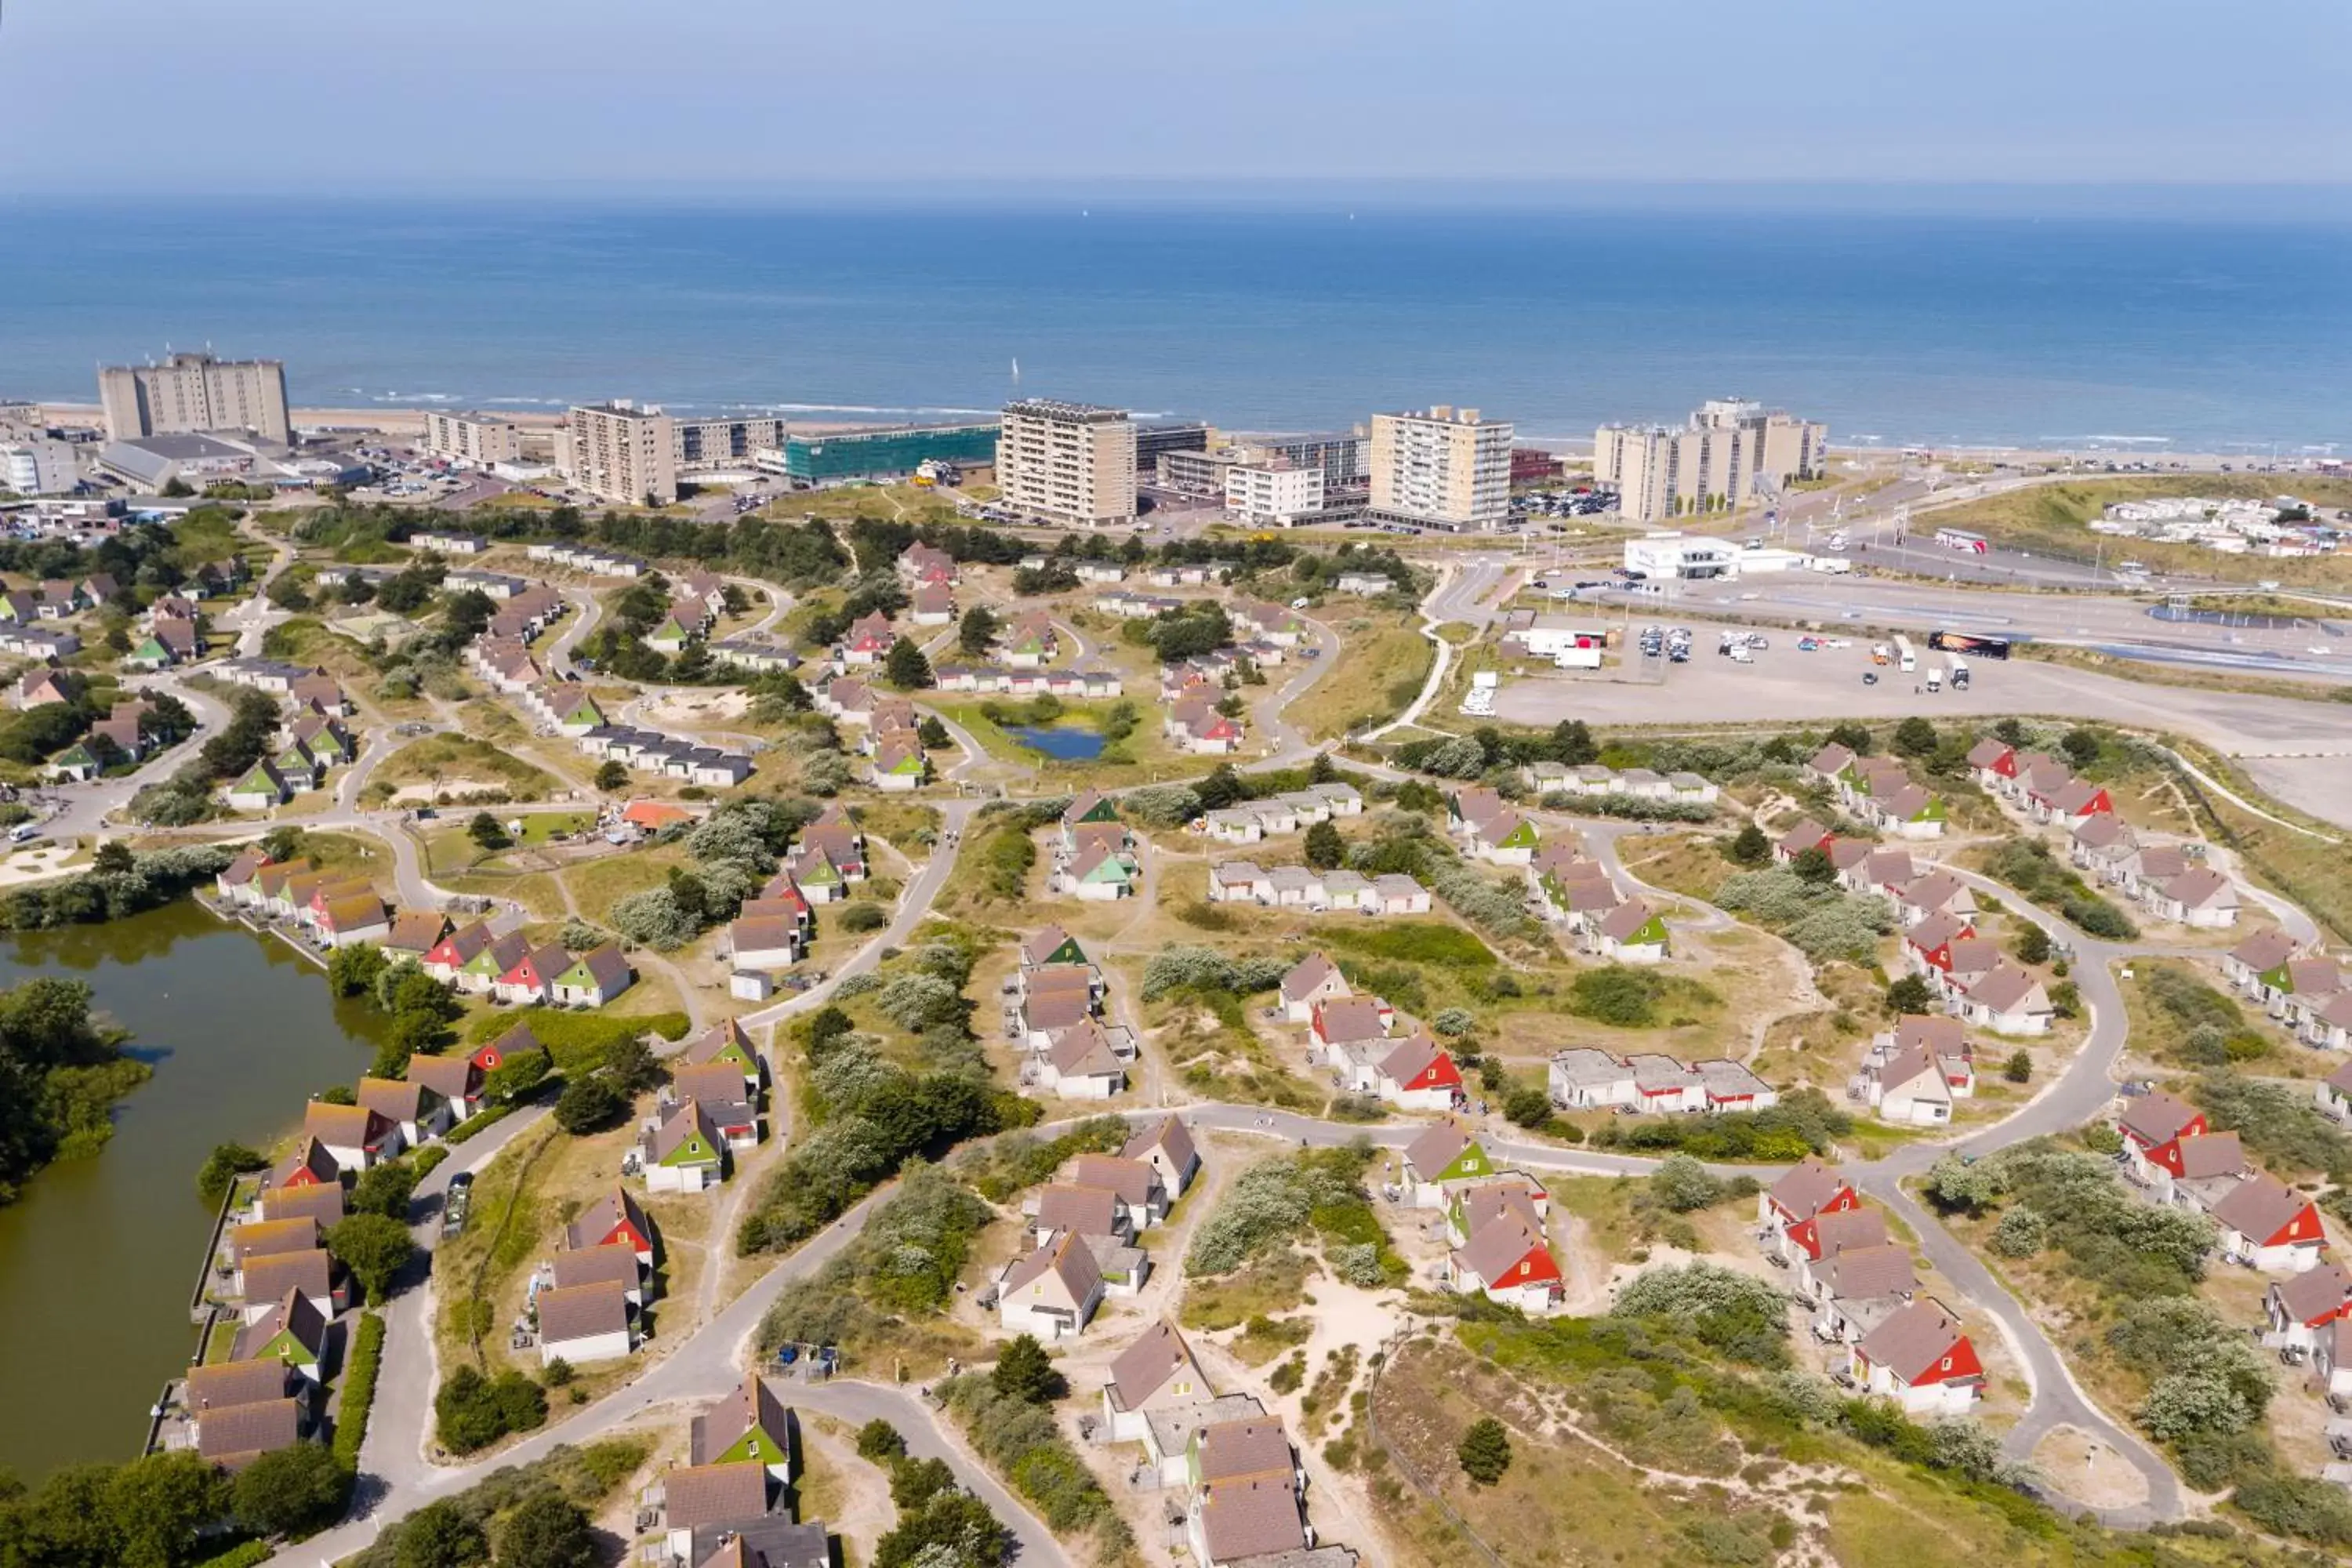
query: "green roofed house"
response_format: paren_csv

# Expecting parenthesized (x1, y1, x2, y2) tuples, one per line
(1062, 842, 1135, 902)
(646, 614, 695, 655)
(869, 739, 929, 793)
(230, 1287, 331, 1382)
(274, 742, 326, 789)
(125, 632, 178, 671)
(690, 1378, 794, 1482)
(552, 944, 634, 1007)
(47, 741, 102, 782)
(1059, 790, 1119, 849)
(459, 931, 532, 996)
(1021, 925, 1089, 971)
(640, 1099, 724, 1192)
(225, 759, 292, 811)
(786, 846, 844, 903)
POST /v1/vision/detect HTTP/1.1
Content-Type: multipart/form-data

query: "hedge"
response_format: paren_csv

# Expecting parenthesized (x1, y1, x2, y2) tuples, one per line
(191, 1542, 274, 1568)
(332, 1311, 386, 1469)
(447, 1102, 520, 1145)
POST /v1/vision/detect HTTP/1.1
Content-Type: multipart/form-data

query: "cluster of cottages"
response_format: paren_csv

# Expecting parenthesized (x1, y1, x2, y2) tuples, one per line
(1526, 839, 1670, 964)
(1008, 925, 1137, 1098)
(1544, 1046, 1777, 1113)
(2118, 1090, 2330, 1273)
(1853, 1015, 1982, 1127)
(1760, 1159, 1985, 1415)
(522, 540, 648, 577)
(641, 1378, 833, 1568)
(931, 606, 1123, 697)
(1766, 822, 2056, 1036)
(1200, 781, 1363, 843)
(2068, 817, 2241, 927)
(1393, 1121, 1567, 1312)
(1282, 956, 1467, 1111)
(201, 661, 361, 806)
(573, 724, 757, 789)
(993, 1117, 1199, 1338)
(15, 561, 245, 670)
(1207, 861, 1431, 917)
(1095, 1313, 1359, 1568)
(158, 1025, 539, 1470)
(720, 806, 862, 989)
(0, 569, 123, 625)
(34, 689, 188, 784)
(2226, 929, 2352, 1050)
(645, 571, 732, 654)
(1519, 759, 1722, 806)
(811, 678, 932, 791)
(626, 1021, 771, 1195)
(1803, 742, 1950, 839)
(1048, 791, 1142, 901)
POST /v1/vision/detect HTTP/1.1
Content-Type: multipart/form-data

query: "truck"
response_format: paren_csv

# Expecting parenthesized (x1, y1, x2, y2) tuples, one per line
(1948, 655, 1971, 689)
(1811, 556, 1854, 574)
(1893, 635, 1918, 673)
(1871, 643, 1892, 666)
(1925, 665, 1943, 693)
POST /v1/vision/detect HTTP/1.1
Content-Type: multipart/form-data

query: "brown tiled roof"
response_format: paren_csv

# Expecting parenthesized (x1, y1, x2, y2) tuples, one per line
(2213, 1171, 2314, 1244)
(187, 1357, 295, 1411)
(673, 1062, 753, 1106)
(1809, 1207, 1890, 1258)
(2275, 1262, 2352, 1327)
(1454, 1213, 1550, 1287)
(566, 1186, 652, 1253)
(405, 1052, 482, 1102)
(551, 1243, 642, 1292)
(689, 1379, 791, 1468)
(241, 1249, 332, 1305)
(1034, 1183, 1121, 1237)
(1820, 1243, 1917, 1301)
(304, 1101, 391, 1149)
(537, 1279, 630, 1346)
(1857, 1298, 1971, 1384)
(1312, 996, 1388, 1045)
(663, 1461, 772, 1530)
(681, 1019, 757, 1066)
(1106, 1320, 1200, 1412)
(356, 1076, 426, 1123)
(231, 1287, 328, 1363)
(260, 1183, 345, 1228)
(1402, 1121, 1473, 1179)
(1002, 1229, 1103, 1304)
(2177, 1131, 2247, 1181)
(1197, 1475, 1306, 1562)
(1768, 1157, 1849, 1220)
(2118, 1090, 2203, 1147)
(383, 911, 448, 952)
(1120, 1115, 1197, 1174)
(1196, 1416, 1295, 1483)
(197, 1399, 303, 1467)
(1893, 1014, 1966, 1054)
(232, 1217, 319, 1263)
(1069, 1153, 1157, 1207)
(647, 1100, 722, 1164)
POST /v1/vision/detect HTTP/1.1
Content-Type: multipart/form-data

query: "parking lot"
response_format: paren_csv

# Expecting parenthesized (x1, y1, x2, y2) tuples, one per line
(1486, 618, 2352, 829)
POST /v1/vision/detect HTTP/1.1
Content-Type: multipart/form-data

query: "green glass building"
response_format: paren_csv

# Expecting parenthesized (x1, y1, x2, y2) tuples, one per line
(782, 423, 1000, 483)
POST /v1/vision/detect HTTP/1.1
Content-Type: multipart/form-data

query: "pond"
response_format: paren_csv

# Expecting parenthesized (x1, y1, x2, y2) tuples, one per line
(0, 901, 388, 1479)
(1007, 724, 1108, 761)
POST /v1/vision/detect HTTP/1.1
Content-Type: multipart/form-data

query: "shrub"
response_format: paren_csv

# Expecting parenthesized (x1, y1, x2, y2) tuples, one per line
(837, 901, 888, 933)
(332, 1311, 385, 1468)
(1650, 1154, 1725, 1213)
(1457, 1417, 1512, 1486)
(1614, 1261, 1790, 1365)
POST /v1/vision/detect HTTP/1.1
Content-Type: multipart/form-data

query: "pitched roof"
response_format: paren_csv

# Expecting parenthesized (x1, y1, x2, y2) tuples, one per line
(689, 1377, 792, 1468)
(552, 1242, 644, 1293)
(1377, 1031, 1454, 1087)
(1046, 1021, 1124, 1080)
(1857, 1298, 1971, 1383)
(2177, 1131, 2247, 1181)
(1034, 1182, 1123, 1237)
(2212, 1171, 2314, 1243)
(1597, 898, 1662, 942)
(566, 1186, 652, 1252)
(1809, 1207, 1889, 1258)
(1106, 1320, 1202, 1412)
(648, 1099, 723, 1163)
(537, 1278, 631, 1345)
(2274, 1261, 2352, 1326)
(260, 1181, 345, 1227)
(663, 1461, 774, 1530)
(1197, 1475, 1307, 1563)
(1768, 1157, 1850, 1221)
(1003, 1227, 1105, 1303)
(303, 1101, 390, 1149)
(2228, 927, 2299, 974)
(1120, 1115, 1197, 1174)
(270, 1136, 341, 1189)
(187, 1356, 296, 1411)
(681, 1018, 758, 1066)
(197, 1399, 302, 1466)
(231, 1287, 329, 1362)
(1820, 1243, 1918, 1301)
(1454, 1212, 1552, 1287)
(1020, 925, 1077, 967)
(383, 911, 448, 952)
(1312, 996, 1388, 1045)
(1893, 1014, 1966, 1055)
(1197, 1416, 1296, 1483)
(241, 1248, 332, 1304)
(1402, 1120, 1474, 1178)
(2118, 1089, 2203, 1147)
(1069, 1153, 1158, 1207)
(559, 942, 633, 990)
(406, 1051, 483, 1102)
(356, 1076, 427, 1123)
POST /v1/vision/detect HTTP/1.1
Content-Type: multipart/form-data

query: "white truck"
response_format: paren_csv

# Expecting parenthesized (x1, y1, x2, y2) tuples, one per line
(1925, 664, 1944, 693)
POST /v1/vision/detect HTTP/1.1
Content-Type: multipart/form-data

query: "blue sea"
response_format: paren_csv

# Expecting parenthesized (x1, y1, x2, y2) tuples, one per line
(0, 199, 2346, 452)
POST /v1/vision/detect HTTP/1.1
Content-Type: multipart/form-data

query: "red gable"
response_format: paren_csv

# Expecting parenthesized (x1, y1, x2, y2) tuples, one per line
(1991, 750, 2020, 778)
(1494, 1240, 1561, 1287)
(500, 953, 551, 988)
(1907, 925, 1975, 972)
(1403, 1051, 1463, 1093)
(2078, 787, 2114, 817)
(2261, 1200, 2324, 1249)
(590, 1214, 653, 1255)
(1907, 1332, 1982, 1388)
(423, 932, 471, 971)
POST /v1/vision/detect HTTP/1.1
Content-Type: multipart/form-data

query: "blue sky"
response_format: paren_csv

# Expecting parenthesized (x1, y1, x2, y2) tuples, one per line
(2, 0, 2347, 194)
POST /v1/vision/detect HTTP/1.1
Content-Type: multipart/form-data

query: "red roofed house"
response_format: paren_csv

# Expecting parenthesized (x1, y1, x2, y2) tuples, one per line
(494, 942, 571, 1005)
(2114, 1091, 2209, 1189)
(1447, 1212, 1563, 1313)
(1849, 1298, 1984, 1415)
(564, 1186, 656, 1265)
(1374, 1033, 1465, 1112)
(2212, 1171, 2328, 1274)
(1759, 1156, 1860, 1242)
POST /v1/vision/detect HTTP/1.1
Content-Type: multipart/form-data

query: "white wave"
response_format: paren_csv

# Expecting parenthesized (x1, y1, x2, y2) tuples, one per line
(2042, 434, 2176, 445)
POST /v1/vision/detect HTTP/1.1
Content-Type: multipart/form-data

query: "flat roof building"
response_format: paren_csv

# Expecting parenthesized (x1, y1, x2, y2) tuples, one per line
(1225, 462, 1323, 527)
(1595, 399, 1828, 524)
(674, 416, 783, 472)
(1, 440, 78, 495)
(1368, 405, 1513, 532)
(559, 401, 678, 506)
(772, 423, 999, 485)
(421, 412, 524, 467)
(998, 399, 1137, 527)
(1236, 431, 1371, 490)
(98, 351, 291, 445)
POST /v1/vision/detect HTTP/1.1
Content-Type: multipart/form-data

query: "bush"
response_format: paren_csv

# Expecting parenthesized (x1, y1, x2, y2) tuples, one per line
(838, 901, 887, 933)
(1650, 1154, 1725, 1212)
(434, 1364, 549, 1454)
(939, 1375, 1130, 1559)
(1457, 1417, 1512, 1486)
(332, 1312, 386, 1468)
(552, 1076, 625, 1134)
(1614, 1262, 1789, 1365)
(230, 1442, 349, 1538)
(856, 1419, 907, 1463)
(1987, 1205, 2045, 1257)
(196, 1142, 267, 1209)
(991, 1334, 1063, 1404)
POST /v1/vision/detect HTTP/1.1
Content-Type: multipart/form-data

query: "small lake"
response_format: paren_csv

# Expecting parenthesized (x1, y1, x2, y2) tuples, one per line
(0, 901, 389, 1479)
(1007, 724, 1107, 760)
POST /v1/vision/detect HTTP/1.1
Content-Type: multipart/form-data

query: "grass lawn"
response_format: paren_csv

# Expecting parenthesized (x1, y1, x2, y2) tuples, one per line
(362, 734, 559, 805)
(1306, 612, 1432, 739)
(560, 843, 684, 914)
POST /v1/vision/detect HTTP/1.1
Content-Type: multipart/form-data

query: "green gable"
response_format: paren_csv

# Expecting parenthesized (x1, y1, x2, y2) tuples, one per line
(571, 697, 604, 726)
(2263, 962, 2297, 994)
(652, 616, 688, 644)
(798, 858, 842, 887)
(1072, 796, 1120, 825)
(1909, 795, 1948, 824)
(1080, 855, 1132, 885)
(713, 1423, 787, 1469)
(234, 760, 278, 794)
(1621, 913, 1670, 949)
(54, 743, 98, 770)
(662, 1133, 718, 1167)
(1431, 1139, 1489, 1184)
(884, 752, 925, 776)
(460, 947, 507, 978)
(132, 636, 171, 664)
(1498, 818, 1540, 850)
(1039, 935, 1087, 967)
(249, 1324, 319, 1368)
(554, 959, 598, 990)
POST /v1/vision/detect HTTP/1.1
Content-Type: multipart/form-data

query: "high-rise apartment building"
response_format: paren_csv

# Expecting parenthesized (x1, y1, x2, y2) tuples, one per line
(1367, 406, 1513, 531)
(996, 400, 1137, 526)
(1594, 400, 1828, 524)
(1225, 461, 1324, 527)
(97, 351, 292, 445)
(421, 412, 524, 467)
(1235, 431, 1371, 492)
(674, 416, 784, 471)
(560, 402, 680, 506)
(0, 441, 78, 495)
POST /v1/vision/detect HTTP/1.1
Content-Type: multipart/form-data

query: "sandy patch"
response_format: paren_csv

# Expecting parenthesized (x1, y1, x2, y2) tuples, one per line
(0, 840, 83, 887)
(644, 690, 754, 726)
(2031, 1425, 2151, 1510)
(388, 778, 506, 804)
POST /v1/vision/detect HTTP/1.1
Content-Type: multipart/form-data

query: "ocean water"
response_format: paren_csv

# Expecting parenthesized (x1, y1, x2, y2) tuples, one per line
(0, 200, 2346, 452)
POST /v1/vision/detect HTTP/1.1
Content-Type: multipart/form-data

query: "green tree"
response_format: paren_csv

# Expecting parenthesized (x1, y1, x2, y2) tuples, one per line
(2003, 1050, 2033, 1083)
(1302, 819, 1345, 871)
(1789, 845, 1836, 887)
(1502, 1086, 1551, 1127)
(554, 1076, 625, 1134)
(105, 1450, 228, 1568)
(1724, 822, 1769, 866)
(230, 1440, 348, 1537)
(395, 1498, 489, 1568)
(889, 1455, 958, 1512)
(856, 1418, 908, 1463)
(195, 1141, 268, 1208)
(2060, 728, 2102, 769)
(1550, 719, 1598, 765)
(1892, 716, 1938, 757)
(1921, 1153, 2001, 1215)
(2013, 923, 2051, 965)
(492, 1490, 597, 1568)
(1650, 1153, 1725, 1212)
(92, 839, 136, 875)
(602, 1036, 662, 1094)
(1885, 975, 1936, 1014)
(593, 760, 628, 792)
(350, 1158, 420, 1220)
(1457, 1417, 1512, 1486)
(466, 811, 510, 851)
(328, 1212, 416, 1305)
(328, 942, 390, 998)
(957, 605, 999, 657)
(990, 1334, 1063, 1404)
(1825, 721, 1872, 756)
(883, 637, 934, 691)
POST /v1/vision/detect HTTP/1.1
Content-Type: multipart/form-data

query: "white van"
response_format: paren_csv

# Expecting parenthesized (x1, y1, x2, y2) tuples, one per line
(1925, 666, 1943, 693)
(1728, 643, 1755, 664)
(9, 823, 40, 844)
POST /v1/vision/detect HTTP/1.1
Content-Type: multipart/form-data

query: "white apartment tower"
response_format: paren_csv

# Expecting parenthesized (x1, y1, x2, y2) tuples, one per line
(997, 400, 1137, 526)
(1367, 405, 1513, 531)
(560, 402, 680, 506)
(1594, 399, 1828, 524)
(421, 412, 524, 467)
(1225, 461, 1324, 527)
(98, 351, 292, 445)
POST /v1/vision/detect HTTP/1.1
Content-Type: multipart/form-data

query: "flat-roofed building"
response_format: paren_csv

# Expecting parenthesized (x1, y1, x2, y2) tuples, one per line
(0, 440, 78, 495)
(1368, 405, 1512, 532)
(674, 416, 784, 471)
(559, 401, 678, 505)
(98, 351, 292, 445)
(421, 412, 523, 466)
(999, 400, 1137, 527)
(1594, 399, 1828, 524)
(1134, 420, 1212, 476)
(771, 423, 1000, 484)
(1236, 431, 1370, 490)
(1156, 447, 1245, 496)
(1225, 461, 1323, 526)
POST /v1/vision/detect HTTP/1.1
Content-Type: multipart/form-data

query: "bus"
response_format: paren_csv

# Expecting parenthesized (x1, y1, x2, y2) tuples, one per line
(1928, 630, 2012, 660)
(1893, 635, 1917, 672)
(1934, 528, 1989, 554)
